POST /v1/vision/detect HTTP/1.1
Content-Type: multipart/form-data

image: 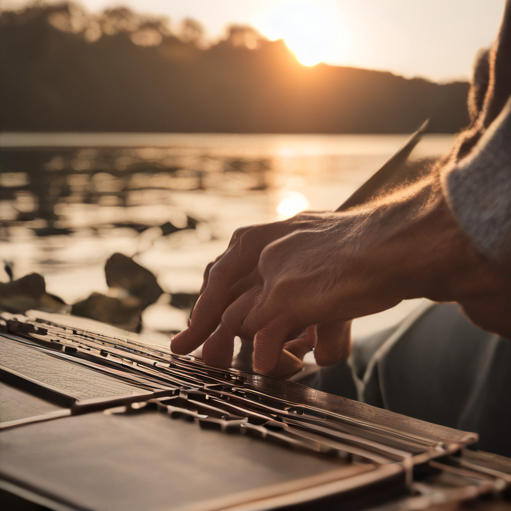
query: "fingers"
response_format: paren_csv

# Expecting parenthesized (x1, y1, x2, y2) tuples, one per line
(199, 260, 217, 295)
(209, 225, 283, 287)
(199, 225, 248, 295)
(201, 288, 261, 368)
(252, 319, 300, 374)
(252, 320, 351, 376)
(264, 326, 317, 379)
(283, 326, 317, 360)
(178, 223, 289, 352)
(198, 227, 247, 295)
(200, 223, 284, 295)
(193, 253, 256, 325)
(229, 267, 260, 302)
(314, 320, 352, 366)
(243, 290, 307, 374)
(171, 279, 233, 355)
(264, 350, 304, 379)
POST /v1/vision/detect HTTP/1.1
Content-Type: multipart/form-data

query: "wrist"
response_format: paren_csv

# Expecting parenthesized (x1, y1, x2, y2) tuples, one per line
(363, 175, 489, 304)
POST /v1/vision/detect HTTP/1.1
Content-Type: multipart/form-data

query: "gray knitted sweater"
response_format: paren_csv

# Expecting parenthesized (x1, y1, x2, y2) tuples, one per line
(441, 96, 511, 260)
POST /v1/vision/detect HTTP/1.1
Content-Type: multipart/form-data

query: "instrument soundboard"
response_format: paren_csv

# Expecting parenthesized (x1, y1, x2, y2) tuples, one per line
(1, 311, 510, 511)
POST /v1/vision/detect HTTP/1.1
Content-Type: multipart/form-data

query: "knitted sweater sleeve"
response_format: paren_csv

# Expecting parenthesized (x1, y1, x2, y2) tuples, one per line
(441, 97, 511, 260)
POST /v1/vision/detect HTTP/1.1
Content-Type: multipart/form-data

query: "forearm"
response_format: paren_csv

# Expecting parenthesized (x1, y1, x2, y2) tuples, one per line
(359, 171, 511, 339)
(341, 174, 473, 301)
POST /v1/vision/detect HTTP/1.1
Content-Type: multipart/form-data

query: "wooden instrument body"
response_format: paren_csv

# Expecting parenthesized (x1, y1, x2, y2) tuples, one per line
(1, 311, 509, 511)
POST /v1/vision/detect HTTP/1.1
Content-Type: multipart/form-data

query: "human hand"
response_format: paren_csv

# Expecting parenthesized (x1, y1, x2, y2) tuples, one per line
(172, 212, 357, 375)
(172, 173, 496, 374)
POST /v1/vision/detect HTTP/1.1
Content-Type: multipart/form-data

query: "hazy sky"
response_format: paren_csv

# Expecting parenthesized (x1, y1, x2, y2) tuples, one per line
(3, 0, 507, 81)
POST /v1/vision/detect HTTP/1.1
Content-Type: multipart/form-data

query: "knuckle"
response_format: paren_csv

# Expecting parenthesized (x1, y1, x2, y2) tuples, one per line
(287, 230, 310, 243)
(232, 226, 244, 239)
(221, 308, 238, 334)
(259, 239, 280, 262)
(203, 261, 214, 276)
(207, 264, 231, 295)
(230, 226, 258, 260)
(223, 291, 257, 333)
(232, 225, 250, 242)
(235, 226, 266, 260)
(208, 262, 223, 280)
(235, 231, 251, 257)
(258, 239, 291, 276)
(272, 278, 292, 297)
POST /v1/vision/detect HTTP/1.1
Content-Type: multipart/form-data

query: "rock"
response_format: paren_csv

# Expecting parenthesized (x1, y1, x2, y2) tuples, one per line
(170, 292, 199, 310)
(159, 215, 199, 237)
(71, 292, 142, 332)
(32, 226, 72, 237)
(105, 253, 163, 309)
(186, 215, 199, 229)
(0, 273, 68, 314)
(113, 222, 151, 233)
(159, 221, 182, 236)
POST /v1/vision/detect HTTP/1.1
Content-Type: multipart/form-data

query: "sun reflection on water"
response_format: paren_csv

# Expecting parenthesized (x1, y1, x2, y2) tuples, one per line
(276, 191, 309, 219)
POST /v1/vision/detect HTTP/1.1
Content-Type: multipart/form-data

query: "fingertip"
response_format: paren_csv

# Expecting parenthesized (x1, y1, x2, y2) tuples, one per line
(253, 360, 275, 375)
(252, 321, 291, 374)
(314, 350, 340, 367)
(202, 328, 235, 369)
(313, 341, 335, 366)
(265, 349, 303, 378)
(283, 326, 316, 361)
(170, 330, 193, 355)
(253, 346, 279, 374)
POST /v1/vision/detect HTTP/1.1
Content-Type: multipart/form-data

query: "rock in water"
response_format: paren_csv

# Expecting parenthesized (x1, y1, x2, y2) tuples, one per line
(71, 292, 142, 332)
(0, 273, 68, 314)
(105, 253, 163, 308)
(170, 292, 199, 310)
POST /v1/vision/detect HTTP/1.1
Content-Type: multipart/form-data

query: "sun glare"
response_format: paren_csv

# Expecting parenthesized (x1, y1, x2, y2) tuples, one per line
(258, 0, 338, 66)
(277, 191, 309, 219)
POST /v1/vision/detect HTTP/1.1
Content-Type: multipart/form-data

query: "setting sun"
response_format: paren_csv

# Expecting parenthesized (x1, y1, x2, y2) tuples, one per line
(258, 0, 338, 66)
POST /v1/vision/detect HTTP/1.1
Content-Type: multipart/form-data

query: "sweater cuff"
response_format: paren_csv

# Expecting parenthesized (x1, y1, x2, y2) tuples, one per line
(441, 98, 511, 260)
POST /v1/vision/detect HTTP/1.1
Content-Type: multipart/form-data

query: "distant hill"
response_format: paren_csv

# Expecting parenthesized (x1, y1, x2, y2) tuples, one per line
(0, 3, 470, 133)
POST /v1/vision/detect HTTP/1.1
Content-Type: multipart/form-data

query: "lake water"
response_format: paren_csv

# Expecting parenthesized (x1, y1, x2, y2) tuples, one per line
(0, 132, 455, 343)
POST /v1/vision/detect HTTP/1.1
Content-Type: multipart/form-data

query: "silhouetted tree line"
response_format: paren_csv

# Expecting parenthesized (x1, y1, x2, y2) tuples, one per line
(0, 2, 470, 133)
